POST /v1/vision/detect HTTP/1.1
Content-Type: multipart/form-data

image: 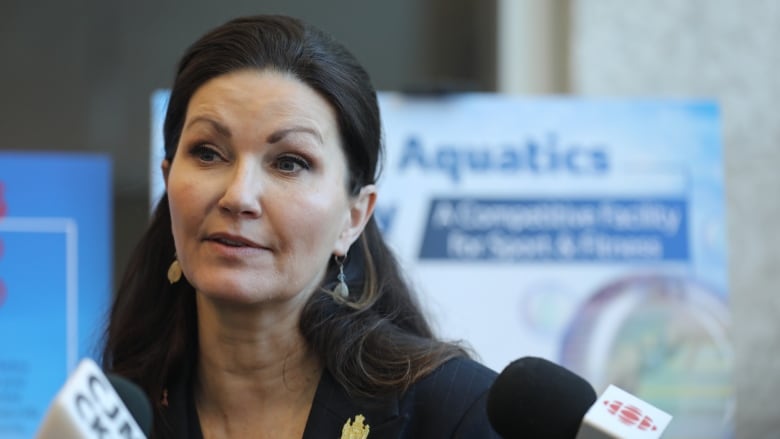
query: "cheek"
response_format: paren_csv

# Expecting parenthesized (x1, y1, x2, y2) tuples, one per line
(167, 176, 209, 247)
(281, 191, 348, 252)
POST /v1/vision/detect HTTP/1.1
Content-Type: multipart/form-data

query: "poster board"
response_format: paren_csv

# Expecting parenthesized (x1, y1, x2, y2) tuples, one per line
(0, 153, 112, 438)
(377, 94, 731, 439)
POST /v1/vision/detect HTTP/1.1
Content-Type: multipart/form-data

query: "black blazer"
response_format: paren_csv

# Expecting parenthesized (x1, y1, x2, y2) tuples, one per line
(161, 356, 501, 438)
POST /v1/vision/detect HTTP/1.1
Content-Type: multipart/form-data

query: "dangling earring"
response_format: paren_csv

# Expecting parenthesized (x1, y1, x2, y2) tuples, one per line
(334, 254, 349, 299)
(167, 258, 182, 284)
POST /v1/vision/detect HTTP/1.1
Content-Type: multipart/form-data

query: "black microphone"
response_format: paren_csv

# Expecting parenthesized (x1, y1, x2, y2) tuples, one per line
(487, 356, 598, 439)
(35, 358, 152, 438)
(107, 374, 154, 435)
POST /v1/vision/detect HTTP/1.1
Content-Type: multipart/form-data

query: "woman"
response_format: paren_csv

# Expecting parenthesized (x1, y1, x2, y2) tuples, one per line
(103, 15, 499, 438)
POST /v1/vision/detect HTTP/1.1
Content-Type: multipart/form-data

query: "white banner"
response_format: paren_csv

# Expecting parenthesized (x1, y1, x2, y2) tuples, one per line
(375, 93, 731, 439)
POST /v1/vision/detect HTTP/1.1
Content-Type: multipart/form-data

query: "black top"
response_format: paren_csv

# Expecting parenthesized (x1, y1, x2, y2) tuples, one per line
(160, 356, 501, 438)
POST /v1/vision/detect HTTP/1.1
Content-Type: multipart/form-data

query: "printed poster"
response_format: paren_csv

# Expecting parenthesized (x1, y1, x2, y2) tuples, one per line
(0, 153, 112, 438)
(376, 94, 731, 439)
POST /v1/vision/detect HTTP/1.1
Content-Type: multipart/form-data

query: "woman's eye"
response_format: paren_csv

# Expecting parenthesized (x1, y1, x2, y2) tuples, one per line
(276, 155, 309, 173)
(191, 145, 221, 163)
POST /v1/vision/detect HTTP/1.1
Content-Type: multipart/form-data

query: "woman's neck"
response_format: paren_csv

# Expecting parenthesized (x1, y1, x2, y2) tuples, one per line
(194, 293, 321, 438)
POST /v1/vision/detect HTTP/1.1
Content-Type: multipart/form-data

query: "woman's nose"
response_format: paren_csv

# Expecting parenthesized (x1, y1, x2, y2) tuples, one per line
(217, 162, 263, 217)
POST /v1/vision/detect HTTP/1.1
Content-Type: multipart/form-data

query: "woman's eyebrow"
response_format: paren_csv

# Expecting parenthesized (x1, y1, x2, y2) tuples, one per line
(267, 126, 323, 145)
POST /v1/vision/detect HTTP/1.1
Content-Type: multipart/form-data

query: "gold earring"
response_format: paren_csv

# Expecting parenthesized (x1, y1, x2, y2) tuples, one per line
(167, 259, 182, 284)
(334, 255, 349, 299)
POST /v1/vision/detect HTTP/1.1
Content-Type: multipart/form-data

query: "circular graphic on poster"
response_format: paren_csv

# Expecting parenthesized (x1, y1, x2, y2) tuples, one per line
(560, 273, 733, 438)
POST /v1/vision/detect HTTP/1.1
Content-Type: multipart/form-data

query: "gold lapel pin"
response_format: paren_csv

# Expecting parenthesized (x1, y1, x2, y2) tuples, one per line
(341, 414, 370, 439)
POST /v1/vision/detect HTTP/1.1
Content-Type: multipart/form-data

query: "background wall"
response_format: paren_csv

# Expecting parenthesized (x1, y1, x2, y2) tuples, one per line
(1, 0, 776, 437)
(0, 0, 495, 286)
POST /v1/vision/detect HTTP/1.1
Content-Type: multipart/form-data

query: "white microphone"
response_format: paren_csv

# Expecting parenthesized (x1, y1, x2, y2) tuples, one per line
(35, 358, 152, 439)
(576, 384, 672, 438)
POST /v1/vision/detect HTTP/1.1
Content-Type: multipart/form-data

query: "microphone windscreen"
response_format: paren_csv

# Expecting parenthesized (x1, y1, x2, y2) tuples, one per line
(487, 356, 597, 439)
(107, 374, 153, 436)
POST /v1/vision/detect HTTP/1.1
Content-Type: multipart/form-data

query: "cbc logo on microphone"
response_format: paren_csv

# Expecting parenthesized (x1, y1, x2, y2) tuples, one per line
(604, 399, 658, 432)
(73, 373, 144, 438)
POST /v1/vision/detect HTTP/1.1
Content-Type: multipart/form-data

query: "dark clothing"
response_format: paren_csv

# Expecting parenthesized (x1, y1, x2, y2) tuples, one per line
(161, 356, 500, 438)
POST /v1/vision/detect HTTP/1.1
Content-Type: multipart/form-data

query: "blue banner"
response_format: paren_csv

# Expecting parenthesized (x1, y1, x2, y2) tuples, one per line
(419, 198, 689, 261)
(0, 153, 111, 439)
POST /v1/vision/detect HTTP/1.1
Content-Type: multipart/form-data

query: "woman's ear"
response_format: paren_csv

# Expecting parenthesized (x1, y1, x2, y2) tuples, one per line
(161, 159, 171, 188)
(334, 185, 377, 255)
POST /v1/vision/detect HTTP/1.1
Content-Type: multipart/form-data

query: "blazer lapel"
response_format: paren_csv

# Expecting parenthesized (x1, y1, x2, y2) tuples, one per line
(303, 370, 407, 439)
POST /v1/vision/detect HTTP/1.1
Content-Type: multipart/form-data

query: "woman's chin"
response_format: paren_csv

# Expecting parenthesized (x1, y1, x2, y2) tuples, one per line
(193, 277, 271, 303)
(193, 278, 301, 308)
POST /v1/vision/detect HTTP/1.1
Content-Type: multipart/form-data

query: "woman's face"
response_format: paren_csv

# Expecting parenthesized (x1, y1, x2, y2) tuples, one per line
(164, 69, 374, 305)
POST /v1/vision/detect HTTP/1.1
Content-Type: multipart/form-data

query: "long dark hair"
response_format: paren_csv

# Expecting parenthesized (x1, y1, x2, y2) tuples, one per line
(103, 14, 466, 436)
